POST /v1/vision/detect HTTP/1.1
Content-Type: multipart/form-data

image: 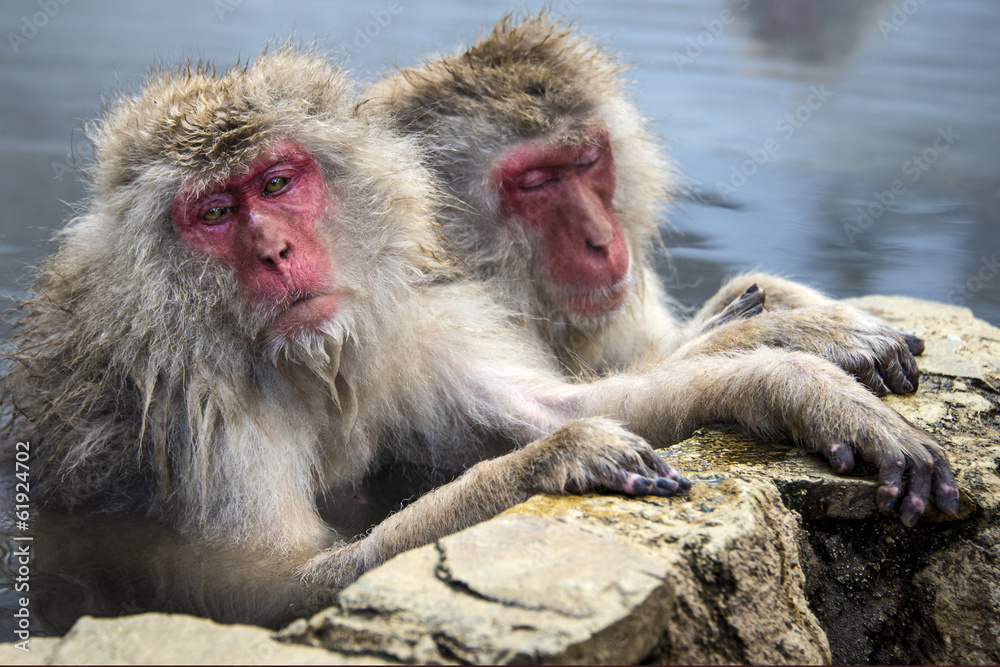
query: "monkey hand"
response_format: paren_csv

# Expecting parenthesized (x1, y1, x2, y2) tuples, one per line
(766, 305, 925, 396)
(520, 418, 691, 498)
(805, 400, 959, 527)
(701, 283, 767, 332)
(654, 348, 958, 526)
(806, 307, 925, 397)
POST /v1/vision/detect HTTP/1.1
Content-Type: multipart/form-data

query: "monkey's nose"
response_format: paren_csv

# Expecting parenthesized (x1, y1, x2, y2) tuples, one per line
(585, 237, 609, 254)
(259, 242, 292, 268)
(582, 217, 615, 252)
(249, 209, 295, 269)
(250, 221, 293, 270)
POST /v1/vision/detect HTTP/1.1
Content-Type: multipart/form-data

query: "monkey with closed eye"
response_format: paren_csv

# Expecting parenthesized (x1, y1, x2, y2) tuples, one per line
(369, 13, 952, 526)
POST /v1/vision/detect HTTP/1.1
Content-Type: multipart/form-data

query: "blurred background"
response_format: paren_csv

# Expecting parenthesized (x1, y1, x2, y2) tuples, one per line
(1, 0, 998, 330)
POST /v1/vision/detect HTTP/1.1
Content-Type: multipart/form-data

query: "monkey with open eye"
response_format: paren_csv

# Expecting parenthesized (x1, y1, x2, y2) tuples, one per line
(1, 45, 956, 628)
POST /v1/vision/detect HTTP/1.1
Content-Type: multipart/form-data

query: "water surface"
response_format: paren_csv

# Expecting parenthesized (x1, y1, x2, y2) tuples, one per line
(0, 0, 998, 326)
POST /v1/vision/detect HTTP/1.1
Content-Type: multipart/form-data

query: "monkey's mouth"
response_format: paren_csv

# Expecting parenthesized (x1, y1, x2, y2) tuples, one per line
(268, 293, 341, 338)
(559, 277, 630, 318)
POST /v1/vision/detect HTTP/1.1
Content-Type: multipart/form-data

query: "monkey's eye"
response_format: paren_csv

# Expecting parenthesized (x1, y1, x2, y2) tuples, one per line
(517, 169, 557, 191)
(201, 206, 231, 224)
(576, 146, 602, 170)
(263, 176, 290, 195)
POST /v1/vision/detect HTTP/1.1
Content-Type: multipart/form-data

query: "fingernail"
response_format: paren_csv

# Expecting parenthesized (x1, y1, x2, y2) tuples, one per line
(877, 485, 901, 510)
(938, 493, 960, 516)
(655, 477, 679, 492)
(625, 475, 653, 495)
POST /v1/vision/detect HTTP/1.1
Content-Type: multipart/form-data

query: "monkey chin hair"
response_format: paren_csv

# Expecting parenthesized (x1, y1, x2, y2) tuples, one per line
(553, 275, 634, 329)
(262, 316, 351, 379)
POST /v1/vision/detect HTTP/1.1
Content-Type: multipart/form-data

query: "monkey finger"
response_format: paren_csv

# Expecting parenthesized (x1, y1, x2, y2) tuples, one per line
(654, 465, 691, 493)
(674, 475, 693, 493)
(620, 473, 653, 496)
(657, 461, 691, 492)
(851, 360, 890, 397)
(637, 446, 676, 476)
(901, 333, 925, 356)
(931, 454, 960, 516)
(635, 449, 691, 493)
(702, 284, 766, 331)
(621, 473, 683, 497)
(729, 283, 766, 316)
(654, 476, 684, 495)
(879, 335, 921, 391)
(898, 344, 921, 389)
(818, 441, 855, 474)
(878, 353, 915, 395)
(898, 455, 934, 528)
(873, 453, 906, 513)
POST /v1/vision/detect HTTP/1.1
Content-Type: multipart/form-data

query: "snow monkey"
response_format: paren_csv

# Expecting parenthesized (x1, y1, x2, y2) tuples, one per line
(369, 13, 926, 390)
(1, 46, 956, 626)
(368, 13, 949, 505)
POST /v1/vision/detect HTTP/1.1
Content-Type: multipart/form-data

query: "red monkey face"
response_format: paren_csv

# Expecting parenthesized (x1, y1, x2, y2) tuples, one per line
(171, 141, 341, 340)
(492, 127, 629, 318)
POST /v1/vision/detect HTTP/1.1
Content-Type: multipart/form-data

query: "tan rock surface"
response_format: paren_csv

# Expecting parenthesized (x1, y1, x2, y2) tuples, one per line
(1, 613, 383, 666)
(283, 479, 829, 665)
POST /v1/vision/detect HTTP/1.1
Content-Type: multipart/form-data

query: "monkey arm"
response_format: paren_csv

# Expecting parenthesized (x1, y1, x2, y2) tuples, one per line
(677, 304, 923, 397)
(567, 348, 959, 527)
(391, 287, 955, 528)
(300, 418, 686, 588)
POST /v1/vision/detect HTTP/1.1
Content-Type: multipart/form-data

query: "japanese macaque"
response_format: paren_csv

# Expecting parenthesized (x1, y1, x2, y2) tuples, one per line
(367, 13, 950, 507)
(1, 46, 957, 627)
(367, 13, 925, 396)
